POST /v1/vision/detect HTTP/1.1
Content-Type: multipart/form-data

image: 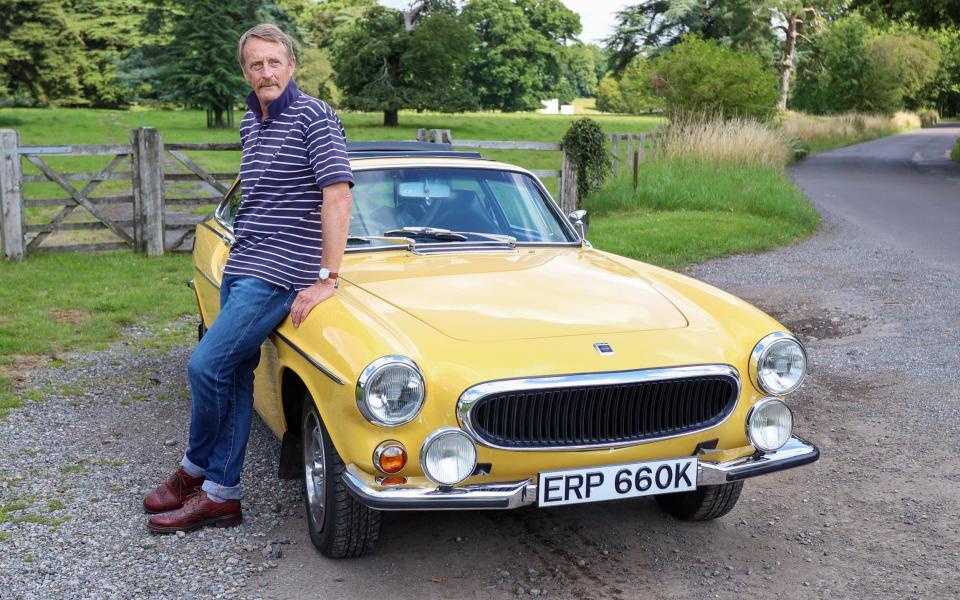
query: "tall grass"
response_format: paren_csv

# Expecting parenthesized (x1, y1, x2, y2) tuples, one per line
(782, 111, 921, 153)
(664, 115, 792, 168)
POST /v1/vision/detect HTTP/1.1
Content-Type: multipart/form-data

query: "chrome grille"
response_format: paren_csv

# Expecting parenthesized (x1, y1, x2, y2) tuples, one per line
(459, 366, 740, 450)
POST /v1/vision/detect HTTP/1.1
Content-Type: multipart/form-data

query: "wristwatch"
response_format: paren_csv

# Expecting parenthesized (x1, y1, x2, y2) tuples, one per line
(317, 268, 339, 284)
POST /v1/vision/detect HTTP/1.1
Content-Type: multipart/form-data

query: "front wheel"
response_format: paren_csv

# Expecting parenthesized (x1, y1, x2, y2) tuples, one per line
(301, 396, 381, 558)
(655, 481, 744, 521)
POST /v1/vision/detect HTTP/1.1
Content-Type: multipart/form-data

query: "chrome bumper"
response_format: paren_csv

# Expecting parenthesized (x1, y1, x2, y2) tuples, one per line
(342, 436, 819, 511)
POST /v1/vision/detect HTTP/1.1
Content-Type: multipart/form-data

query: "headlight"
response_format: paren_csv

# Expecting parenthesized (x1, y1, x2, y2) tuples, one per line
(750, 332, 807, 395)
(356, 356, 425, 426)
(420, 428, 477, 486)
(746, 398, 793, 452)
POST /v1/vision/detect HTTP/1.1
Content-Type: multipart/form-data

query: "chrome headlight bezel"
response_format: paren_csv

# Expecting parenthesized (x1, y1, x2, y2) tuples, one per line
(749, 332, 808, 396)
(746, 397, 794, 452)
(420, 427, 478, 486)
(355, 355, 426, 427)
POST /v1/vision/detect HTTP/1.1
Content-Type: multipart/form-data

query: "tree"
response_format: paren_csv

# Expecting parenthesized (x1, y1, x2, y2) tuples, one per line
(462, 0, 581, 111)
(68, 0, 157, 107)
(331, 2, 476, 126)
(0, 0, 86, 105)
(605, 0, 778, 75)
(595, 74, 627, 113)
(852, 0, 960, 30)
(791, 15, 940, 115)
(157, 0, 255, 127)
(649, 35, 779, 119)
(619, 55, 664, 113)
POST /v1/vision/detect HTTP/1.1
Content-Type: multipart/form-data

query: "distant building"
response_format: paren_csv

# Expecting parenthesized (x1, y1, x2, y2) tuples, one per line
(539, 99, 559, 114)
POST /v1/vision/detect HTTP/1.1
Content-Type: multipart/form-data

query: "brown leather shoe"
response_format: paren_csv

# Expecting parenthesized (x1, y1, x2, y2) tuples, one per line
(147, 491, 242, 534)
(143, 466, 204, 514)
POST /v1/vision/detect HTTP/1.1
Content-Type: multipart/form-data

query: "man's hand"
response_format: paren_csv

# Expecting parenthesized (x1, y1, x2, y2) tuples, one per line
(290, 280, 336, 328)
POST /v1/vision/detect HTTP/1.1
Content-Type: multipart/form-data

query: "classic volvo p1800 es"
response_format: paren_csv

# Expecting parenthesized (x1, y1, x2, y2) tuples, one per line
(191, 142, 819, 558)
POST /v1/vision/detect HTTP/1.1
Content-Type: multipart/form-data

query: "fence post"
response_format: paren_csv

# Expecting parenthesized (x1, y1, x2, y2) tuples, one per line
(610, 133, 620, 175)
(429, 129, 452, 144)
(559, 149, 578, 214)
(638, 132, 646, 164)
(632, 150, 639, 190)
(130, 127, 165, 257)
(416, 128, 428, 142)
(0, 129, 24, 262)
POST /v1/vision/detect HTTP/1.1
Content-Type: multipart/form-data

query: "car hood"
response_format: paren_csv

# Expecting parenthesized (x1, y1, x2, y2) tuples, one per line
(342, 248, 688, 341)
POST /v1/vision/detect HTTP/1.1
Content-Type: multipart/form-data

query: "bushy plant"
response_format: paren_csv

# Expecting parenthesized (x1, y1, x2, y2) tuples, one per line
(647, 35, 779, 120)
(952, 138, 960, 163)
(918, 108, 940, 127)
(595, 74, 627, 113)
(561, 118, 610, 200)
(792, 17, 941, 115)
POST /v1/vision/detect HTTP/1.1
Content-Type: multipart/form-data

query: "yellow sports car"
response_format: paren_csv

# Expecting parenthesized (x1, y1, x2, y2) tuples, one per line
(191, 142, 818, 558)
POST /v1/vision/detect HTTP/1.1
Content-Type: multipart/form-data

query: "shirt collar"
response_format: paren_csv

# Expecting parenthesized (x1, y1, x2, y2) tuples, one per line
(245, 79, 300, 122)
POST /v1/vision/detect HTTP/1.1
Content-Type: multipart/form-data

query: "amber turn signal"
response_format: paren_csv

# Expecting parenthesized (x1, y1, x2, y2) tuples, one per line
(374, 442, 407, 474)
(377, 476, 407, 486)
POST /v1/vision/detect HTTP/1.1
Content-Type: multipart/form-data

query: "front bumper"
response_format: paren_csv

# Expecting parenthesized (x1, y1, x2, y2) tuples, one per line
(342, 435, 820, 511)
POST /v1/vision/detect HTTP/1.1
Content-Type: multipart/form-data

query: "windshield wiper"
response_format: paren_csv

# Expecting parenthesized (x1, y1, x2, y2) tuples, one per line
(382, 227, 469, 241)
(347, 235, 414, 246)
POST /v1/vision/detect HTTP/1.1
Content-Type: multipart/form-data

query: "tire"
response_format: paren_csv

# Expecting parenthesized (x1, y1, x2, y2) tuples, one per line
(301, 396, 381, 558)
(655, 481, 744, 521)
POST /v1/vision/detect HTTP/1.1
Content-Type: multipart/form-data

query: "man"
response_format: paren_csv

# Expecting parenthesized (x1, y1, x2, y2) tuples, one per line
(144, 23, 354, 533)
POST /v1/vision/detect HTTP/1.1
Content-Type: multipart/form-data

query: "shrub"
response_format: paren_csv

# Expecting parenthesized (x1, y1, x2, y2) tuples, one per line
(595, 75, 627, 113)
(918, 108, 940, 127)
(952, 138, 960, 163)
(561, 118, 610, 200)
(792, 17, 941, 115)
(648, 36, 779, 120)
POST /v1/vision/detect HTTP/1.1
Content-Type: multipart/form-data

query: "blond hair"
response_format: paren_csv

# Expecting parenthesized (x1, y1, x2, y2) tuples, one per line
(237, 24, 295, 66)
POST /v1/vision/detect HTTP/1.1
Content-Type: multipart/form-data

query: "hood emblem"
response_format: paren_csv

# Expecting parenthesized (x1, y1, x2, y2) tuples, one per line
(594, 342, 614, 355)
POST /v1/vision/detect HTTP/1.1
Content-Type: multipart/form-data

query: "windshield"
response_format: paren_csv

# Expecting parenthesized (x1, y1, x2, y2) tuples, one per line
(348, 167, 576, 247)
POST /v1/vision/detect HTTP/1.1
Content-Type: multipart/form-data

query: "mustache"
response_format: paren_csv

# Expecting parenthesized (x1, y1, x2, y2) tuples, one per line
(258, 80, 279, 88)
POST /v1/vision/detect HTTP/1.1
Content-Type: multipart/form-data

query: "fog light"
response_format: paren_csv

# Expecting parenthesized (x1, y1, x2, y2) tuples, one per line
(420, 428, 477, 486)
(747, 398, 793, 452)
(373, 441, 407, 474)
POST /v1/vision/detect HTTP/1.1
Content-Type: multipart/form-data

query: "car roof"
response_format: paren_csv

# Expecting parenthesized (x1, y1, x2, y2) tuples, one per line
(345, 142, 532, 174)
(346, 141, 480, 160)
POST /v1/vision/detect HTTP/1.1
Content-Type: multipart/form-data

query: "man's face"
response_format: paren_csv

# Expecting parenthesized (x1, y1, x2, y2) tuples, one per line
(241, 37, 295, 109)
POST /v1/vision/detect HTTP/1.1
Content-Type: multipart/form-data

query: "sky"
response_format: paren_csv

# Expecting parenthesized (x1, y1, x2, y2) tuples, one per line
(377, 0, 631, 45)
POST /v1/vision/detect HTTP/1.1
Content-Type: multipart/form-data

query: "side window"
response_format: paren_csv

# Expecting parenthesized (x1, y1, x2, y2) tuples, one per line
(216, 183, 243, 230)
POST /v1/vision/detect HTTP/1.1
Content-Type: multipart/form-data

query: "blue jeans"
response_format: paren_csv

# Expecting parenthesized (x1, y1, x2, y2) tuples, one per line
(182, 274, 297, 500)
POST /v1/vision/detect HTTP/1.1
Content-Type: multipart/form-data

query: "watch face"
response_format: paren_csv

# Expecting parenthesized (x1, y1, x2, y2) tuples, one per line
(318, 268, 330, 280)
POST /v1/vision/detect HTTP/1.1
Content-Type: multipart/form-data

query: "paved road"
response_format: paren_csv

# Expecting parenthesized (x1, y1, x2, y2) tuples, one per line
(791, 124, 960, 270)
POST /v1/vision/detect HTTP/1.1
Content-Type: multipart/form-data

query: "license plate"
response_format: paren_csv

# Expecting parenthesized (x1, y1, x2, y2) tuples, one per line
(537, 457, 698, 507)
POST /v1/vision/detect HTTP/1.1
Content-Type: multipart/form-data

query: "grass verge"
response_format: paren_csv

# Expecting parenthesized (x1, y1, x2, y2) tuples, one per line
(952, 137, 960, 162)
(782, 111, 921, 155)
(586, 159, 819, 270)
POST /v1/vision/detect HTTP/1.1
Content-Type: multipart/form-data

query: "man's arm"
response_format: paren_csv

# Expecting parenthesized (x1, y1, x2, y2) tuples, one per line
(289, 181, 353, 328)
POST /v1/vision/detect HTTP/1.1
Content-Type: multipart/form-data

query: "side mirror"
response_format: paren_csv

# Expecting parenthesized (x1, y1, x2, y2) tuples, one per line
(567, 209, 589, 239)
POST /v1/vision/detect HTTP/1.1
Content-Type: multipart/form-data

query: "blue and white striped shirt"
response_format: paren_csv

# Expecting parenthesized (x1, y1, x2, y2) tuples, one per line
(223, 80, 354, 291)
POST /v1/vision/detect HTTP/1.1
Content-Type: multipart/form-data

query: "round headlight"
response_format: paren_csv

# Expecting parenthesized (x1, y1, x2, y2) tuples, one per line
(356, 356, 425, 426)
(747, 398, 793, 452)
(420, 428, 477, 486)
(750, 333, 807, 395)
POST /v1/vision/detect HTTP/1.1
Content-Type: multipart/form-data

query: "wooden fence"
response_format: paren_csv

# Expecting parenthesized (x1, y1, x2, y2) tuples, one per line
(0, 126, 665, 261)
(0, 127, 239, 261)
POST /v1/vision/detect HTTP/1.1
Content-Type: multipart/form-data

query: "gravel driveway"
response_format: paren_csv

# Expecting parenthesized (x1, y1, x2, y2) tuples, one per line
(2, 133, 959, 600)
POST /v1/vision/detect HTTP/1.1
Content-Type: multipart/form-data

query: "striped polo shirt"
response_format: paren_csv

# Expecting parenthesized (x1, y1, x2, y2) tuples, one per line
(223, 79, 354, 290)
